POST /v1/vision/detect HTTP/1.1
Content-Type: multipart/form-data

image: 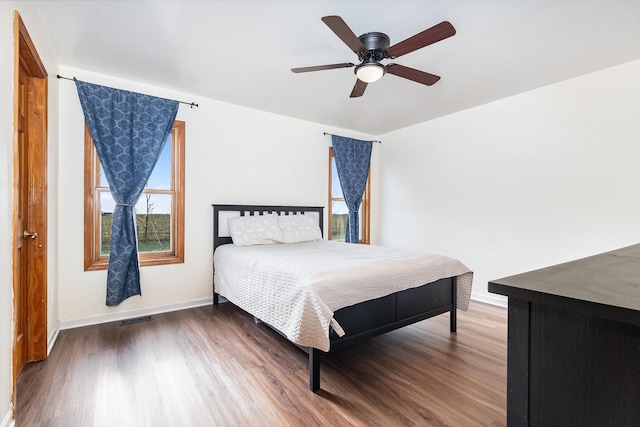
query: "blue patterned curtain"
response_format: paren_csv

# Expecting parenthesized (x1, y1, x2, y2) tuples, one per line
(331, 135, 373, 243)
(75, 80, 179, 306)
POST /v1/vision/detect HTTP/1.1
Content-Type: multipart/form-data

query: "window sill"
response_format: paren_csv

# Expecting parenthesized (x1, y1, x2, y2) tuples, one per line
(84, 253, 184, 271)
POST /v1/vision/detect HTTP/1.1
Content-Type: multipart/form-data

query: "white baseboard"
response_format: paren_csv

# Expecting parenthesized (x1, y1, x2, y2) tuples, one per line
(57, 292, 499, 332)
(47, 321, 60, 356)
(470, 292, 508, 308)
(1, 410, 14, 427)
(58, 297, 213, 331)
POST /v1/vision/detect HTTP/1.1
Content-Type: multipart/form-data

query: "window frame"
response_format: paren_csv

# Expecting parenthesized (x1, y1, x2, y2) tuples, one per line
(327, 146, 371, 244)
(84, 120, 185, 271)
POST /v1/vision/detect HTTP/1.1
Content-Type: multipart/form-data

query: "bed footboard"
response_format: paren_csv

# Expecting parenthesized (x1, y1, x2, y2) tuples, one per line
(306, 276, 458, 391)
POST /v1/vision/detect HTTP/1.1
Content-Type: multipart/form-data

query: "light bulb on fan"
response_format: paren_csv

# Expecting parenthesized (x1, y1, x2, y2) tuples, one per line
(355, 61, 386, 83)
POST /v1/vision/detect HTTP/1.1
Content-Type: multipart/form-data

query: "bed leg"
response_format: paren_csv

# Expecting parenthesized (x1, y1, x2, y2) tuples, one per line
(450, 307, 457, 333)
(309, 348, 321, 392)
(450, 277, 458, 333)
(213, 292, 219, 305)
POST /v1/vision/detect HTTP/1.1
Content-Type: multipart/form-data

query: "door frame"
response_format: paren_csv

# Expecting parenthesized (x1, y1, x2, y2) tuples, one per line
(12, 10, 48, 408)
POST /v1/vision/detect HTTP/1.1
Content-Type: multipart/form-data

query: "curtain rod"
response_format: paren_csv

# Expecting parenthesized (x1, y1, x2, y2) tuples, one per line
(324, 132, 381, 144)
(56, 74, 199, 108)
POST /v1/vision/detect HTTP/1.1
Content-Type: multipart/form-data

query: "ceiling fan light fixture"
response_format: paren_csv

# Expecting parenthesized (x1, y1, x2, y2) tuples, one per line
(355, 62, 385, 83)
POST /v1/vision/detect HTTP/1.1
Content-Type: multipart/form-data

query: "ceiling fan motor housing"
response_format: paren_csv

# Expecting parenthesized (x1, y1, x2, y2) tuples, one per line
(357, 32, 390, 62)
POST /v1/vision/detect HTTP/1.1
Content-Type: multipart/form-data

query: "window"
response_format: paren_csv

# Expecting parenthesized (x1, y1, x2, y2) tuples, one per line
(328, 146, 370, 244)
(84, 121, 185, 271)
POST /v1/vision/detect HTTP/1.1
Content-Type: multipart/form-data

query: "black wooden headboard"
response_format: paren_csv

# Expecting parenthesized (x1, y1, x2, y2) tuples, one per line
(212, 204, 324, 251)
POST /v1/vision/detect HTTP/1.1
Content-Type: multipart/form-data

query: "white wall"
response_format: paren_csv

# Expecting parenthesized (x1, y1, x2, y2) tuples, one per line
(376, 60, 640, 305)
(0, 3, 59, 426)
(56, 66, 375, 325)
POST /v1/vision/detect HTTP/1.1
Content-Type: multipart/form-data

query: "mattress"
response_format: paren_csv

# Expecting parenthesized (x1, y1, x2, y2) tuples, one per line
(214, 240, 473, 351)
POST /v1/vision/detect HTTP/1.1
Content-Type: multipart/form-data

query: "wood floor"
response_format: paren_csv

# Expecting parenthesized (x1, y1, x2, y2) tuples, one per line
(17, 301, 507, 426)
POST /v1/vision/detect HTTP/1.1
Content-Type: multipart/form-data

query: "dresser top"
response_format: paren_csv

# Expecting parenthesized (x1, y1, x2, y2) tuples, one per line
(489, 244, 640, 313)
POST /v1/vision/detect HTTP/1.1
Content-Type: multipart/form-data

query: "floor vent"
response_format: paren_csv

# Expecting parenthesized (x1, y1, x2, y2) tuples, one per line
(120, 316, 152, 326)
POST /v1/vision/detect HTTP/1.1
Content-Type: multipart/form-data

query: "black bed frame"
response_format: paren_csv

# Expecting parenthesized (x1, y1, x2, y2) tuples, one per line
(212, 204, 458, 392)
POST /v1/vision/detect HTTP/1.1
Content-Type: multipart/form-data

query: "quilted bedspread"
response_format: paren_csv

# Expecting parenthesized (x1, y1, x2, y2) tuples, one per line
(214, 240, 473, 351)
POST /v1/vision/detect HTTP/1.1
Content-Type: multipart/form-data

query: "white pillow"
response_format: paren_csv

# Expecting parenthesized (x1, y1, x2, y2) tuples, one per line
(228, 214, 284, 246)
(278, 214, 322, 243)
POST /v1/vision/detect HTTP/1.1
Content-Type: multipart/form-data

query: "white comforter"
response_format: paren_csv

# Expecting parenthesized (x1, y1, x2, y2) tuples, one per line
(214, 240, 473, 351)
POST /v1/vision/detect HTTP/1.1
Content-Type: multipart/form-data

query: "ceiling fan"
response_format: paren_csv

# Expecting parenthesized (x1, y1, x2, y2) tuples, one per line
(291, 16, 456, 98)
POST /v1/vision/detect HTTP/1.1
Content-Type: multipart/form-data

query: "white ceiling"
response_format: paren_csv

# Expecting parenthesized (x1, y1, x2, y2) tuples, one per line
(35, 0, 640, 135)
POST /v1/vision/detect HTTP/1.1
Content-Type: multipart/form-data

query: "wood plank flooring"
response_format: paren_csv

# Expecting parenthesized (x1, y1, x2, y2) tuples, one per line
(17, 301, 507, 426)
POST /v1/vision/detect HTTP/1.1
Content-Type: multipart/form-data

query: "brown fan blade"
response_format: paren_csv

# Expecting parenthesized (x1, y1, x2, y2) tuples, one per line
(291, 63, 355, 73)
(321, 16, 366, 53)
(386, 64, 441, 86)
(350, 79, 368, 98)
(385, 21, 456, 59)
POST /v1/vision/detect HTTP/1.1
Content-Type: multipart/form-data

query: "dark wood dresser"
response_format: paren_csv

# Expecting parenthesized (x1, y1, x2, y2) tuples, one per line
(489, 244, 640, 426)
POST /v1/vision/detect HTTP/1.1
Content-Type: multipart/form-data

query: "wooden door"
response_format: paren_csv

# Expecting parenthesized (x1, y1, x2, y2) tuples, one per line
(12, 11, 48, 413)
(14, 62, 29, 379)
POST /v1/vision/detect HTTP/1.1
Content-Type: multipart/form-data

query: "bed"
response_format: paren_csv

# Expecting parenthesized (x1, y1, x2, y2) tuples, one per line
(212, 204, 473, 392)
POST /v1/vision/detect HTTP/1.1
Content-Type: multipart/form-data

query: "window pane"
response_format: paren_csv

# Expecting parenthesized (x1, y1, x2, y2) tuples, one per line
(331, 200, 348, 241)
(99, 192, 173, 255)
(99, 161, 108, 187)
(331, 204, 364, 241)
(100, 192, 115, 255)
(99, 136, 170, 193)
(135, 193, 172, 253)
(147, 135, 172, 190)
(331, 157, 343, 198)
